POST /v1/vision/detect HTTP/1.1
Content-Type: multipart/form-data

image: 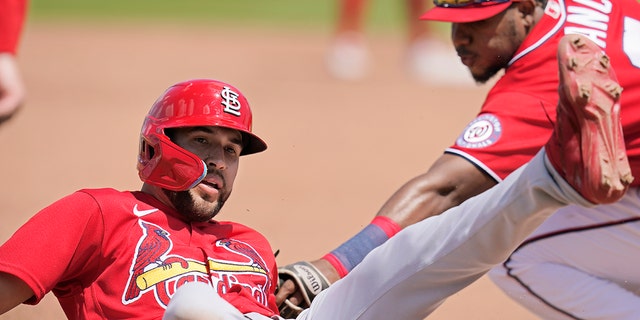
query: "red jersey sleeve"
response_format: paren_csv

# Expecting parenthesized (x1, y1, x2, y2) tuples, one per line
(447, 90, 557, 181)
(0, 0, 28, 54)
(0, 191, 104, 304)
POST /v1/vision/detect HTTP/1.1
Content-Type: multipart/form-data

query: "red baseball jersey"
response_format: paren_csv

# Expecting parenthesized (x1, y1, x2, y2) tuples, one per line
(448, 0, 640, 184)
(0, 0, 27, 54)
(0, 188, 279, 319)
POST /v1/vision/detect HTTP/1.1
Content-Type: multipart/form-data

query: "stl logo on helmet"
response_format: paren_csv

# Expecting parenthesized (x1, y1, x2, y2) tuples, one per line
(221, 86, 242, 117)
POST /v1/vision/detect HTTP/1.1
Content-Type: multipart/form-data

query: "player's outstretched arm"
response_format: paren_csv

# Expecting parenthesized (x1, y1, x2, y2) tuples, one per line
(276, 153, 497, 313)
(0, 271, 33, 315)
(373, 153, 498, 228)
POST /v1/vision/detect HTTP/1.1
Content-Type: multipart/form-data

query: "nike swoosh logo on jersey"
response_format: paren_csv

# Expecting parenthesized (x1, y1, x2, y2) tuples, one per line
(133, 204, 159, 217)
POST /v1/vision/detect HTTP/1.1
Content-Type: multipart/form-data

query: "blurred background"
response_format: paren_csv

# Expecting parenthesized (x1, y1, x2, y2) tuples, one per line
(28, 0, 437, 31)
(0, 0, 533, 319)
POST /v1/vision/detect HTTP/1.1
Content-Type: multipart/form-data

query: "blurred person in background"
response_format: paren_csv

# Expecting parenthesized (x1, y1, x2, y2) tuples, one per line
(326, 0, 471, 85)
(0, 0, 28, 126)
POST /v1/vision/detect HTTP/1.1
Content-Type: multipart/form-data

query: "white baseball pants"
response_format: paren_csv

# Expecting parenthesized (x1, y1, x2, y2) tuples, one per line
(489, 187, 640, 319)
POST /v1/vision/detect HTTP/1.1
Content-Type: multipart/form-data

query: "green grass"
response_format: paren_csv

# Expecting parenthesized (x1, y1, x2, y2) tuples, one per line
(29, 0, 410, 31)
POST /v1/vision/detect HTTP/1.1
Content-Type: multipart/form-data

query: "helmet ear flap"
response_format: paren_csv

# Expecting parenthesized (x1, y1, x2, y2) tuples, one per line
(137, 134, 207, 191)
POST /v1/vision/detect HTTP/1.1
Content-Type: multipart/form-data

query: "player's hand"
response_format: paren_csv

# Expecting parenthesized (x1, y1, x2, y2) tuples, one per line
(275, 259, 339, 317)
(275, 275, 302, 305)
(0, 53, 26, 126)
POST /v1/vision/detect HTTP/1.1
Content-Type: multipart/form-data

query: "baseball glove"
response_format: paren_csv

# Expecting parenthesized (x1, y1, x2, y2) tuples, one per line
(277, 261, 331, 317)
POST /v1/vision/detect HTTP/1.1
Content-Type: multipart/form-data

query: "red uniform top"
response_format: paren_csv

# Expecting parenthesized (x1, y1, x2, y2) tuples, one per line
(0, 0, 28, 54)
(448, 0, 640, 184)
(0, 188, 279, 319)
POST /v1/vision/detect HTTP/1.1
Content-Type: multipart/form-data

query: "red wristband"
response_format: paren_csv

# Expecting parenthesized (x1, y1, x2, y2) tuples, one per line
(370, 216, 402, 238)
(322, 252, 349, 278)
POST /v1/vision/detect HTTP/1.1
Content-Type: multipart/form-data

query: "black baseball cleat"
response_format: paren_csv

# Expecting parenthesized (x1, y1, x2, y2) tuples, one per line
(545, 34, 634, 204)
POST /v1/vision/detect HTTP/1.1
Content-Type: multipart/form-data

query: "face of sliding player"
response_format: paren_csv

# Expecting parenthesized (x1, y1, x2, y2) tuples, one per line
(137, 79, 267, 222)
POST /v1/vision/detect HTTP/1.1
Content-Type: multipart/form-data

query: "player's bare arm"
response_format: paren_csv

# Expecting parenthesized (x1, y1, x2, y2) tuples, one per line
(0, 271, 33, 314)
(375, 153, 498, 228)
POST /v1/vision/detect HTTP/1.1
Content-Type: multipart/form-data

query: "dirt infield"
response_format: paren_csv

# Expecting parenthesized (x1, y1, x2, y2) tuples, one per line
(0, 21, 537, 319)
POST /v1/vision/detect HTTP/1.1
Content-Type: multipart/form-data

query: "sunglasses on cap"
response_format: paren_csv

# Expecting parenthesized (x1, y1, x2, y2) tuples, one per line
(433, 0, 511, 8)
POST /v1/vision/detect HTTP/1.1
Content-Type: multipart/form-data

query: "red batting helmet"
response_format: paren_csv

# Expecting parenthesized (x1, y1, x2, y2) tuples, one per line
(137, 79, 267, 191)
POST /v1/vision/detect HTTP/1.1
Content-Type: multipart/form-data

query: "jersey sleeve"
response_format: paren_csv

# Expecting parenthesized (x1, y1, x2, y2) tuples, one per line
(0, 0, 28, 54)
(446, 90, 556, 181)
(0, 191, 104, 304)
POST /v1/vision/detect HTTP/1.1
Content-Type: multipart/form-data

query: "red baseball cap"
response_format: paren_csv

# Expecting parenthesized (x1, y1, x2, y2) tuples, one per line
(420, 0, 514, 23)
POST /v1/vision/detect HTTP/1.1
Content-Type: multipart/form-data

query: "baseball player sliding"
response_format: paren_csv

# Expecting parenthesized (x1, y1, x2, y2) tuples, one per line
(0, 34, 633, 318)
(277, 0, 640, 318)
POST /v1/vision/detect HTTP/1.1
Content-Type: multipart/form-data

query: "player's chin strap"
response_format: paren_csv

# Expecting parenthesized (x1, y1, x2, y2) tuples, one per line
(277, 261, 331, 318)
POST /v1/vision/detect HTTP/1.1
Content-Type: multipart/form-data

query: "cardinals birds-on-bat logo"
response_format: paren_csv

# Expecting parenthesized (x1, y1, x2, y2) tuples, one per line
(122, 220, 272, 309)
